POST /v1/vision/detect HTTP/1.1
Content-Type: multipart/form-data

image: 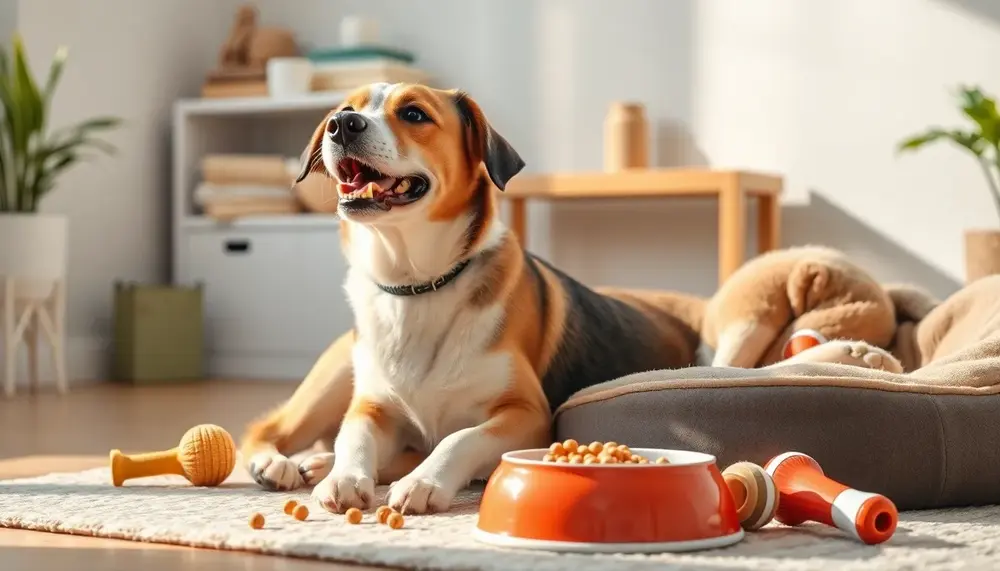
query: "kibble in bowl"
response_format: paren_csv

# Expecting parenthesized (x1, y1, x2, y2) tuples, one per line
(542, 439, 668, 466)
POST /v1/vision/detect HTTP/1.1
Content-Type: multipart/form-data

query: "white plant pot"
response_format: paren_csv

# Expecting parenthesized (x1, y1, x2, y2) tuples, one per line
(0, 213, 68, 300)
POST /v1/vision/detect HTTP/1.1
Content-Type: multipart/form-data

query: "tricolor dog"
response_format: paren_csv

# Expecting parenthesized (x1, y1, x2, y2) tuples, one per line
(239, 83, 705, 514)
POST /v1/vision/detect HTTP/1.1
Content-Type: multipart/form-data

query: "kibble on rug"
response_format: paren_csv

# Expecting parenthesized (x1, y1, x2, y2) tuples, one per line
(0, 466, 997, 570)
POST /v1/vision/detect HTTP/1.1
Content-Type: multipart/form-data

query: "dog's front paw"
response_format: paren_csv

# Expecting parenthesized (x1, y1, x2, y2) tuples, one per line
(312, 471, 375, 513)
(250, 453, 306, 491)
(387, 474, 455, 514)
(297, 453, 335, 486)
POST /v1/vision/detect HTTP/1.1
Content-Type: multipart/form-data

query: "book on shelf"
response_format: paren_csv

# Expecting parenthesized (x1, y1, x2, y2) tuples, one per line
(200, 79, 269, 99)
(201, 154, 296, 186)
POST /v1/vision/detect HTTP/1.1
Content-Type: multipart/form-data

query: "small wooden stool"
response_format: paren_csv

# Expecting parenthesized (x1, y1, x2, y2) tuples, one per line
(3, 277, 68, 397)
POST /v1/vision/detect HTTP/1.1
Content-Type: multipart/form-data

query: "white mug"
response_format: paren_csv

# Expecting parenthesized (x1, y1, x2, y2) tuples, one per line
(267, 57, 312, 98)
(340, 15, 379, 47)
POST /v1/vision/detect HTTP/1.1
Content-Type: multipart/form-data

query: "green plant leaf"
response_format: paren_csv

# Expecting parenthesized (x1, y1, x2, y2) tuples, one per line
(897, 128, 987, 156)
(0, 35, 121, 212)
(957, 85, 1000, 146)
(42, 45, 67, 107)
(898, 129, 951, 151)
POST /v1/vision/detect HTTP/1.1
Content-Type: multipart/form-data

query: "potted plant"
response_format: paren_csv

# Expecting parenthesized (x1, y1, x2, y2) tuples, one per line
(0, 33, 120, 299)
(897, 85, 1000, 283)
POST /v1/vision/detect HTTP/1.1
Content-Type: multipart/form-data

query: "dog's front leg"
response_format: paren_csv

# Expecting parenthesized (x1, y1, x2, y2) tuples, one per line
(312, 396, 399, 513)
(387, 385, 549, 514)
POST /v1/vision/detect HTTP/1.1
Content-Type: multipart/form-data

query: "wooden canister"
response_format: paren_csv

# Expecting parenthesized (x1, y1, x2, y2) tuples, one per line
(604, 102, 649, 171)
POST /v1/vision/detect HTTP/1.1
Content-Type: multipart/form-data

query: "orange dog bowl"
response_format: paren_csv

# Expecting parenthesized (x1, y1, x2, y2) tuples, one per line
(474, 448, 744, 553)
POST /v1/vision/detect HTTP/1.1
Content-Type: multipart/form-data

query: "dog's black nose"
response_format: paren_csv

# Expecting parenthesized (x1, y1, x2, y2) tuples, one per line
(328, 111, 368, 146)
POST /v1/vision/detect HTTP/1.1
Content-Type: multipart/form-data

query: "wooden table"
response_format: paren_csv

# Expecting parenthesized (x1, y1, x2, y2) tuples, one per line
(502, 168, 784, 286)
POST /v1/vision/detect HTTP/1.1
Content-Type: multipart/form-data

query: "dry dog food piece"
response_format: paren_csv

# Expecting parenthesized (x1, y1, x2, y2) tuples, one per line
(541, 440, 657, 465)
(345, 507, 363, 524)
(293, 504, 309, 521)
(249, 512, 265, 529)
(375, 505, 393, 524)
(283, 499, 298, 515)
(656, 456, 670, 464)
(387, 512, 405, 529)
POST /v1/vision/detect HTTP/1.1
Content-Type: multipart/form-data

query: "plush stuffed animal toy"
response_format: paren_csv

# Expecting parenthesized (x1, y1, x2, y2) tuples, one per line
(701, 246, 905, 369)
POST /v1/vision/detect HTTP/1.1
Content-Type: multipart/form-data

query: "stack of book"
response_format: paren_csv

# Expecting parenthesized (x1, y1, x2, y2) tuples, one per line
(307, 45, 430, 91)
(194, 154, 301, 220)
(201, 68, 269, 99)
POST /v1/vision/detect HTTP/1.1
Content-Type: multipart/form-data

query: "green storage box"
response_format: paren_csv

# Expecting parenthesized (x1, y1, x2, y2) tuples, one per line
(113, 282, 205, 383)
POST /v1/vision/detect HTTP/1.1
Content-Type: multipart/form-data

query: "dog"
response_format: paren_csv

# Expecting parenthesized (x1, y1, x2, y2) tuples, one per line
(238, 83, 707, 514)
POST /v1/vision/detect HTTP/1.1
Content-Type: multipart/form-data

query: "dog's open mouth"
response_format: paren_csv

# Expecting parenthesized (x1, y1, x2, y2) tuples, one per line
(336, 158, 429, 211)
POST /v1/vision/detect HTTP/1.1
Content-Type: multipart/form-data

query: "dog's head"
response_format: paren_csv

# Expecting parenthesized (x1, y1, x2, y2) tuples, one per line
(297, 83, 524, 224)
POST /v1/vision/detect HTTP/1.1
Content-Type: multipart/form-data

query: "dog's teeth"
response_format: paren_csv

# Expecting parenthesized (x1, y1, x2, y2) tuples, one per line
(396, 179, 411, 194)
(361, 183, 377, 200)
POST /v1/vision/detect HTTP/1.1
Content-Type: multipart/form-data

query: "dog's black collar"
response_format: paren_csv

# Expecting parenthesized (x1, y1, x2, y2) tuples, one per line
(376, 258, 473, 297)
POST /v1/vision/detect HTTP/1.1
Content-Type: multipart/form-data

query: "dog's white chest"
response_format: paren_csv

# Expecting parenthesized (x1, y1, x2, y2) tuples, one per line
(348, 275, 510, 447)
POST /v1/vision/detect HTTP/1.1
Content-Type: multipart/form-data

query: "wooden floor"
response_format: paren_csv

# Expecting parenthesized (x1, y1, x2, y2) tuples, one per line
(0, 381, 383, 571)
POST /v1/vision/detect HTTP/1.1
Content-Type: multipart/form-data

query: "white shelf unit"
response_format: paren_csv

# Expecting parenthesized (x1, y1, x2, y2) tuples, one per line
(171, 93, 351, 381)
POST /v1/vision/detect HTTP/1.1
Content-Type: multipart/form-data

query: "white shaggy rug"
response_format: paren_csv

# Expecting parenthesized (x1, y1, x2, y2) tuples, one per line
(1, 467, 1000, 570)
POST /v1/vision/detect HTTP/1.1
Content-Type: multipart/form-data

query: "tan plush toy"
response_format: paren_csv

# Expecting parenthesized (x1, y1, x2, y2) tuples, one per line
(702, 246, 900, 369)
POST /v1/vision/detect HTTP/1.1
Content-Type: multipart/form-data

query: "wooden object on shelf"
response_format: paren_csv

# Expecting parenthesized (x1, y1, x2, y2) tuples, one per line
(218, 4, 298, 72)
(604, 102, 649, 171)
(501, 168, 784, 286)
(203, 4, 299, 99)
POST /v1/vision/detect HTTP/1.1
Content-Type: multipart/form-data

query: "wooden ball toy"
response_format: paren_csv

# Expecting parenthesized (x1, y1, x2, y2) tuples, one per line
(722, 461, 779, 531)
(110, 424, 236, 487)
(764, 452, 897, 545)
(782, 329, 828, 360)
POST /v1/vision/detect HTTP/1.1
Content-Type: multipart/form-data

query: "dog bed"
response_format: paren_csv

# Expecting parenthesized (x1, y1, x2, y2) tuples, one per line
(555, 275, 1000, 511)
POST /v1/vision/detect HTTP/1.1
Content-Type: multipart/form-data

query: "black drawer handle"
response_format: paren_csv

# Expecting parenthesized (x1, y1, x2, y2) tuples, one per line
(224, 239, 251, 254)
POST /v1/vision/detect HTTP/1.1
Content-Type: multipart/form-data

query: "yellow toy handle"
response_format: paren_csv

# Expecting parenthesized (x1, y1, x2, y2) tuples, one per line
(110, 448, 185, 486)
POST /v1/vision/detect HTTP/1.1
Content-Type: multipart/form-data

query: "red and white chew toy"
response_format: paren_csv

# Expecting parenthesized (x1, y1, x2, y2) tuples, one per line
(782, 329, 828, 360)
(764, 451, 898, 545)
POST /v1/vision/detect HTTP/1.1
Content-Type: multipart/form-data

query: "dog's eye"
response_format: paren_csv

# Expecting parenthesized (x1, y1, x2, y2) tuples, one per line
(399, 105, 430, 124)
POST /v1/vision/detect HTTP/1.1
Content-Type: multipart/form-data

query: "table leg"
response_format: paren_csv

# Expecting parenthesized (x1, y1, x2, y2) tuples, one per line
(718, 179, 747, 286)
(756, 193, 781, 253)
(509, 198, 528, 246)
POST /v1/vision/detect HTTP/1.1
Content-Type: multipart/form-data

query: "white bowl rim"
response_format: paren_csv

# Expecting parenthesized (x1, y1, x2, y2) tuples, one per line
(500, 447, 717, 468)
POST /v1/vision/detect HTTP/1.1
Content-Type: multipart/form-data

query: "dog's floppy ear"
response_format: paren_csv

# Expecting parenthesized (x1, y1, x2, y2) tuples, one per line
(452, 91, 525, 191)
(295, 114, 332, 184)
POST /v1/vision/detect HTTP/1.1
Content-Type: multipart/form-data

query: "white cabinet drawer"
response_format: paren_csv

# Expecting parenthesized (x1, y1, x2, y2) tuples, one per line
(180, 227, 351, 359)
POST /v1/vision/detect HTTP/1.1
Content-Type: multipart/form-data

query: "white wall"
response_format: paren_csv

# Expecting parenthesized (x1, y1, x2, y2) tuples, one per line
(0, 0, 15, 46)
(10, 0, 235, 386)
(9, 0, 994, 385)
(256, 0, 991, 300)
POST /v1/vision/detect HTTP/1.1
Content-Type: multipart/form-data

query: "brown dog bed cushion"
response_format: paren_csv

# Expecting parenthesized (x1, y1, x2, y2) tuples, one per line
(555, 276, 1000, 511)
